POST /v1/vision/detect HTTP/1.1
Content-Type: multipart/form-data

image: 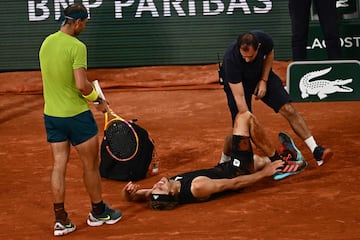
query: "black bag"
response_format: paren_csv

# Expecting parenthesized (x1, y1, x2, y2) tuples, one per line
(99, 121, 155, 181)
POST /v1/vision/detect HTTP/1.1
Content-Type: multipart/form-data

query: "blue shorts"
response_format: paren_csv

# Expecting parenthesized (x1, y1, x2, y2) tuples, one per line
(44, 110, 98, 146)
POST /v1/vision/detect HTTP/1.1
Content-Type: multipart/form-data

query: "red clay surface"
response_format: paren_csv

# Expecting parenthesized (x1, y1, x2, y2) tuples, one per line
(0, 62, 359, 240)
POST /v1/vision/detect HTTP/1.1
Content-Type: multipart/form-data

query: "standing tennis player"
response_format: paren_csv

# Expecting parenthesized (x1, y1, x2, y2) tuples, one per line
(39, 3, 121, 236)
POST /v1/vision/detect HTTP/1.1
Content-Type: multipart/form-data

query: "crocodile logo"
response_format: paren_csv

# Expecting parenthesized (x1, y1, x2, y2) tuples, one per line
(299, 67, 353, 100)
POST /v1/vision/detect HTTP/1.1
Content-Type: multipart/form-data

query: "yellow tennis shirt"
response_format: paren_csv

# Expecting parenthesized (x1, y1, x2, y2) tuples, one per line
(39, 31, 89, 117)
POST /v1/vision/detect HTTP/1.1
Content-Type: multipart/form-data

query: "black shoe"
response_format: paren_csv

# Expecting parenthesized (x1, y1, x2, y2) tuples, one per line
(313, 145, 333, 166)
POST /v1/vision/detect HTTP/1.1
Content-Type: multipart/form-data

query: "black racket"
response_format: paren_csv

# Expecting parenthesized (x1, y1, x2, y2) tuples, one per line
(93, 80, 139, 161)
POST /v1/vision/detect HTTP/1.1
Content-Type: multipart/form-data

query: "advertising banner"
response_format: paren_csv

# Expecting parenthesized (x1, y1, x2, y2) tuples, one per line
(286, 60, 360, 102)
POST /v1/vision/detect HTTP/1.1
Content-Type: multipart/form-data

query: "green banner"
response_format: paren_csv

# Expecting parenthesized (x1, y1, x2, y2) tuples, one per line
(286, 60, 360, 102)
(1, 1, 359, 71)
(307, 21, 360, 61)
(1, 0, 293, 71)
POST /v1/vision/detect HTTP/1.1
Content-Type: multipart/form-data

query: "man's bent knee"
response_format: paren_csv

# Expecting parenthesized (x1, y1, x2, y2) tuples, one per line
(233, 111, 252, 135)
(279, 103, 298, 117)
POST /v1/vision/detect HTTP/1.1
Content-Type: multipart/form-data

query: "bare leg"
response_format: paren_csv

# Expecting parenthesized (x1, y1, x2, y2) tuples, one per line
(223, 81, 276, 163)
(232, 111, 251, 136)
(229, 111, 278, 175)
(279, 102, 333, 164)
(279, 103, 312, 140)
(51, 141, 71, 203)
(75, 135, 103, 203)
(248, 113, 276, 157)
(253, 154, 270, 171)
(222, 112, 276, 159)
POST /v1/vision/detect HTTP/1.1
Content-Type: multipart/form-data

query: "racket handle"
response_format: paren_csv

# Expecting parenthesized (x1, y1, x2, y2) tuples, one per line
(93, 80, 106, 100)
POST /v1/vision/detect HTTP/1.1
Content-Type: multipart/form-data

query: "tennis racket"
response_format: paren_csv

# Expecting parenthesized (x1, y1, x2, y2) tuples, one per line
(93, 80, 139, 161)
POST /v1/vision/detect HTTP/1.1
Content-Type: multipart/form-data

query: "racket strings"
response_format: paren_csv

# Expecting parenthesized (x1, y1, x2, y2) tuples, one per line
(105, 120, 138, 160)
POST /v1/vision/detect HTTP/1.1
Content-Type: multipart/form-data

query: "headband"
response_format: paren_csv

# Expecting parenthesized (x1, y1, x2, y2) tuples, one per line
(150, 194, 176, 203)
(59, 11, 88, 25)
(65, 12, 88, 20)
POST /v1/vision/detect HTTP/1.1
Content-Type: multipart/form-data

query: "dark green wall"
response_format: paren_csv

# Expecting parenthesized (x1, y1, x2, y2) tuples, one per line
(1, 0, 359, 71)
(0, 0, 291, 71)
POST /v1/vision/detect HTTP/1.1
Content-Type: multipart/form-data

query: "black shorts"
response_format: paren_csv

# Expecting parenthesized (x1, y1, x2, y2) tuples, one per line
(223, 71, 291, 124)
(214, 161, 250, 178)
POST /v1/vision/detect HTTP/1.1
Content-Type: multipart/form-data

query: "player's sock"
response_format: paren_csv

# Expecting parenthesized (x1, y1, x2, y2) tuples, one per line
(219, 152, 231, 164)
(54, 202, 68, 224)
(91, 200, 106, 215)
(304, 136, 317, 153)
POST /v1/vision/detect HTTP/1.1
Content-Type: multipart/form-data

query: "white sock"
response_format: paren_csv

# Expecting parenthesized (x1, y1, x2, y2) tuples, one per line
(304, 136, 318, 153)
(219, 152, 231, 164)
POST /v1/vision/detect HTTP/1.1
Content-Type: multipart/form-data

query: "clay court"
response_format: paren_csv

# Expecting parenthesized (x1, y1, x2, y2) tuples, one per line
(0, 62, 359, 240)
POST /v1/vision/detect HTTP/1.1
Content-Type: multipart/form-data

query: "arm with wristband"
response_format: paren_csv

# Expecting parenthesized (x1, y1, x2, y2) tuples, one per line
(82, 86, 105, 105)
(83, 87, 99, 101)
(84, 85, 107, 113)
(74, 68, 107, 111)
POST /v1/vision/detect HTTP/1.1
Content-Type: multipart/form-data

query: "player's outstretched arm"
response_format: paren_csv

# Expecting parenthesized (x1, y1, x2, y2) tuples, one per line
(121, 181, 151, 202)
(192, 160, 284, 198)
(230, 160, 284, 190)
